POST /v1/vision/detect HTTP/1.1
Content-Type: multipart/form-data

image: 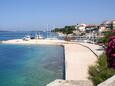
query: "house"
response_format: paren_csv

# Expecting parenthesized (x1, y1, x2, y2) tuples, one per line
(99, 25, 106, 33)
(78, 23, 87, 32)
(112, 20, 115, 29)
(85, 25, 98, 33)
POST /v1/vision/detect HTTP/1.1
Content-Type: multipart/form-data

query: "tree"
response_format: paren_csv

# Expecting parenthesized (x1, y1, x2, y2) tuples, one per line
(88, 54, 115, 86)
(62, 26, 75, 41)
(52, 25, 76, 41)
(62, 26, 75, 35)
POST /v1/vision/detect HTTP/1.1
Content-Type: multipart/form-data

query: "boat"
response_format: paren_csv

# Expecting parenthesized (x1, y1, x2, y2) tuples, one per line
(23, 35, 31, 41)
(35, 33, 44, 39)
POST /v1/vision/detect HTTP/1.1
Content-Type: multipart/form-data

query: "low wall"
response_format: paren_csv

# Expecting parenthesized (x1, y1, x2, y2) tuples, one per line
(47, 75, 115, 86)
(97, 75, 115, 86)
(47, 79, 93, 86)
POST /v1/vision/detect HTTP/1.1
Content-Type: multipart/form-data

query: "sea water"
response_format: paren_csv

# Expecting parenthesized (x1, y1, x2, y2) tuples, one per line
(0, 31, 64, 86)
(0, 31, 59, 41)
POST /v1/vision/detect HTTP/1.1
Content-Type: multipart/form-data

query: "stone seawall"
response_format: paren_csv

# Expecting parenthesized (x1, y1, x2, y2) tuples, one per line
(47, 43, 101, 86)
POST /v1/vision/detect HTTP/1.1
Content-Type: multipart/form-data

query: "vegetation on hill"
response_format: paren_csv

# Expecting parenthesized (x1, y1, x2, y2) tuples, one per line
(52, 25, 76, 36)
(88, 53, 115, 86)
(52, 25, 76, 41)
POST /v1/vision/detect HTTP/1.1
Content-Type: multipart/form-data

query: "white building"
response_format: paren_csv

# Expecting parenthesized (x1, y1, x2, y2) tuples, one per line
(99, 25, 106, 32)
(78, 24, 87, 32)
(112, 20, 115, 29)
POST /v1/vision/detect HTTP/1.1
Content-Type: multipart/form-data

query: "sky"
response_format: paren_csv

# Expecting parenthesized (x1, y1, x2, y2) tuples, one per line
(0, 0, 115, 31)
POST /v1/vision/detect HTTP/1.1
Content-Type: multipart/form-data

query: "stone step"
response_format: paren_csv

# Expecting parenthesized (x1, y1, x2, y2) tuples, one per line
(47, 79, 93, 86)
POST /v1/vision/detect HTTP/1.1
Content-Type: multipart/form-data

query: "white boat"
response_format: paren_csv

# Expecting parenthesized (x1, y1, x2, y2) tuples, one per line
(38, 35, 44, 39)
(23, 35, 31, 41)
(35, 33, 44, 39)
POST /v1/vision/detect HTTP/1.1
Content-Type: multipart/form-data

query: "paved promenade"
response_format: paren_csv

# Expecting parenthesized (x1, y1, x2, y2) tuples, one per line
(64, 44, 98, 80)
(80, 43, 104, 56)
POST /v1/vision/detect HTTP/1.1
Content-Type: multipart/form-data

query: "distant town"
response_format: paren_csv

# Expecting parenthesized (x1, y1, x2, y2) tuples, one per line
(53, 20, 115, 44)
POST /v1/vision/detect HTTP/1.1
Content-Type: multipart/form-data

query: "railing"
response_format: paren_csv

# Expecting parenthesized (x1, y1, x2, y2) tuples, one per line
(70, 35, 98, 43)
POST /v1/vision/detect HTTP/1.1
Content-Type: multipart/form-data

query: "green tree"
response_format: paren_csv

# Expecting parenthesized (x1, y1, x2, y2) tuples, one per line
(62, 26, 75, 41)
(88, 53, 115, 86)
(62, 26, 75, 35)
(52, 25, 76, 41)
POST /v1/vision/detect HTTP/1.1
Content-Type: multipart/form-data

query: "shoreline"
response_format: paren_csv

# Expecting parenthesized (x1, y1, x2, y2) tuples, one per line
(47, 43, 104, 86)
(62, 45, 66, 80)
(1, 39, 104, 81)
(1, 39, 66, 45)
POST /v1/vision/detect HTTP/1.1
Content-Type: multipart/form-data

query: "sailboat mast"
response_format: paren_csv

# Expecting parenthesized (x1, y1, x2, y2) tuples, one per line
(53, 25, 55, 38)
(47, 24, 48, 38)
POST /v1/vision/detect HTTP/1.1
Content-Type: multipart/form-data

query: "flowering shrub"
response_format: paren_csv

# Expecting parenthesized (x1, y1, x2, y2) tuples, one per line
(88, 33, 115, 86)
(106, 36, 115, 68)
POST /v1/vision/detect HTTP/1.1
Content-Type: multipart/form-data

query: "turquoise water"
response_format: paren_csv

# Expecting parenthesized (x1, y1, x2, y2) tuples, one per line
(0, 44, 64, 86)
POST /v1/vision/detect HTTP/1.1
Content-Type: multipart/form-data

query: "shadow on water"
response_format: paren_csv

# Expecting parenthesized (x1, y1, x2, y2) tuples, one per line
(41, 45, 66, 80)
(62, 46, 66, 80)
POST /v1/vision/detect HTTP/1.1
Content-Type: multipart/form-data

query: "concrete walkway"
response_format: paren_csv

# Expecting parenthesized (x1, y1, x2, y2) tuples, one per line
(64, 44, 97, 80)
(80, 43, 104, 56)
